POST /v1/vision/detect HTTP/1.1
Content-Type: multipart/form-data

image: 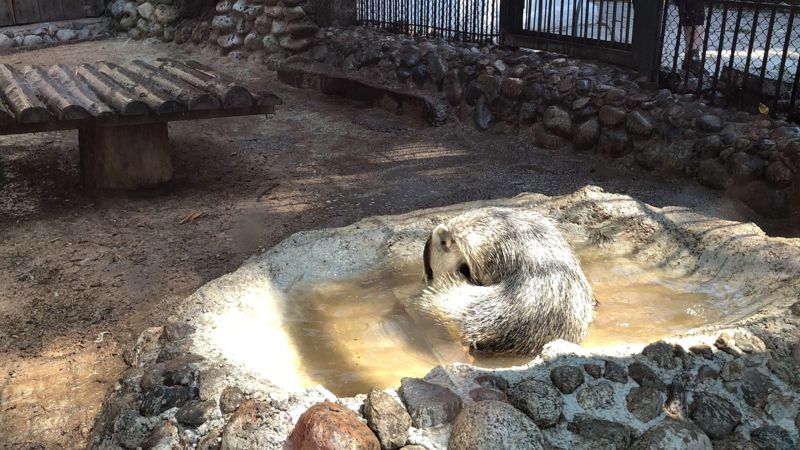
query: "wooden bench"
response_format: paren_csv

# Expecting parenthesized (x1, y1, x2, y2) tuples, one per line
(0, 58, 281, 189)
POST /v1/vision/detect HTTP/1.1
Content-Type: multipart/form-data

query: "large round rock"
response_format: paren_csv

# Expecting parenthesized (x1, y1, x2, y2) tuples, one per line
(290, 401, 380, 450)
(448, 400, 544, 450)
(507, 380, 563, 428)
(630, 419, 712, 450)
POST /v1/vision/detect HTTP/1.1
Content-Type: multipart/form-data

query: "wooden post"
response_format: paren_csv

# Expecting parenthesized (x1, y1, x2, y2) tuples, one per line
(632, 0, 665, 80)
(79, 123, 173, 190)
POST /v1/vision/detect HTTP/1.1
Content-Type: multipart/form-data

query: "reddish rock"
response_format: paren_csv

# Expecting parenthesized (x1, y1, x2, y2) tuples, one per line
(291, 401, 380, 450)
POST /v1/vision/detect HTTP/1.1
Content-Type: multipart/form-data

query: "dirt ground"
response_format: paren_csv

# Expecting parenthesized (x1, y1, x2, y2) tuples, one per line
(0, 39, 797, 449)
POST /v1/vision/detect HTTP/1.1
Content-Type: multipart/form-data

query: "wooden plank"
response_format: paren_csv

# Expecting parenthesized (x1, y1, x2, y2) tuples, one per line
(12, 0, 41, 25)
(0, 99, 15, 126)
(124, 61, 221, 111)
(60, 0, 85, 20)
(153, 59, 255, 109)
(37, 0, 63, 21)
(76, 64, 151, 116)
(22, 65, 90, 120)
(0, 0, 15, 26)
(83, 0, 104, 17)
(0, 64, 52, 123)
(97, 62, 185, 115)
(48, 64, 115, 118)
(0, 104, 275, 135)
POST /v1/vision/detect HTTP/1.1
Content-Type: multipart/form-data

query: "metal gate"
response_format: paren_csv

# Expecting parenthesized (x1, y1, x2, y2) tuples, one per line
(0, 0, 105, 27)
(500, 0, 664, 76)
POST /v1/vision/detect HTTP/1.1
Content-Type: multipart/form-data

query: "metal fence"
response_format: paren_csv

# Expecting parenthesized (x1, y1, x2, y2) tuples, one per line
(659, 0, 800, 120)
(520, 0, 634, 48)
(355, 0, 501, 44)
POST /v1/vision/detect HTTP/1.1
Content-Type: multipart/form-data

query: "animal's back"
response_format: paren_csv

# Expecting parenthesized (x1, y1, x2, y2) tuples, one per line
(417, 207, 595, 355)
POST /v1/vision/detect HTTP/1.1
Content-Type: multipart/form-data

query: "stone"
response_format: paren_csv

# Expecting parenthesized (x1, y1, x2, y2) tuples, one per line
(399, 46, 421, 67)
(695, 135, 723, 158)
(56, 29, 78, 42)
(411, 64, 429, 85)
(727, 152, 766, 181)
(244, 32, 262, 50)
(507, 380, 563, 428)
(696, 159, 732, 190)
(0, 33, 15, 48)
(286, 23, 319, 39)
(501, 77, 524, 100)
(468, 387, 507, 402)
(364, 389, 412, 450)
(22, 35, 44, 47)
(574, 119, 600, 150)
(696, 114, 724, 132)
(446, 82, 463, 106)
(449, 401, 544, 450)
(734, 332, 766, 354)
(254, 15, 272, 35)
(550, 365, 584, 394)
(765, 161, 794, 188)
(137, 2, 154, 20)
(144, 422, 181, 450)
(576, 382, 614, 410)
(599, 105, 626, 127)
(474, 374, 509, 391)
(154, 4, 179, 24)
(642, 341, 678, 369)
(629, 362, 667, 391)
(604, 87, 627, 105)
(428, 54, 448, 84)
(176, 400, 214, 426)
(283, 6, 306, 22)
(568, 414, 633, 449)
(217, 33, 242, 49)
(749, 426, 795, 450)
(791, 302, 800, 316)
(598, 129, 633, 158)
(197, 428, 222, 450)
(716, 332, 744, 357)
(163, 363, 197, 386)
(740, 368, 777, 409)
(584, 364, 602, 379)
(689, 393, 741, 440)
(474, 102, 493, 131)
(627, 111, 655, 136)
(721, 359, 745, 382)
(113, 410, 153, 449)
(279, 36, 313, 53)
(290, 401, 380, 450)
(543, 106, 572, 136)
(398, 378, 463, 428)
(626, 387, 663, 422)
(220, 386, 245, 413)
(221, 400, 292, 450)
(604, 361, 629, 383)
(140, 385, 192, 416)
(630, 419, 712, 450)
(212, 14, 235, 31)
(696, 365, 720, 382)
(477, 73, 502, 104)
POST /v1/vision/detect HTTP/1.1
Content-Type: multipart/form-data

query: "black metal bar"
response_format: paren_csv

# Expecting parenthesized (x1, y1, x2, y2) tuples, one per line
(671, 4, 684, 74)
(559, 0, 565, 35)
(726, 6, 744, 88)
(757, 6, 778, 106)
(772, 7, 795, 116)
(596, 0, 604, 42)
(656, 0, 670, 73)
(791, 54, 800, 118)
(711, 1, 729, 95)
(611, 0, 618, 45)
(583, 0, 590, 39)
(740, 1, 762, 98)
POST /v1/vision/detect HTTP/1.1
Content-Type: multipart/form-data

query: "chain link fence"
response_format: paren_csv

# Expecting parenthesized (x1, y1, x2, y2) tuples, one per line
(659, 0, 800, 120)
(355, 0, 501, 44)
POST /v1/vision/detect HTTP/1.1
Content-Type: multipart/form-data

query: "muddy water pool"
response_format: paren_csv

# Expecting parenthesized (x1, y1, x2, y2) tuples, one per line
(284, 251, 730, 396)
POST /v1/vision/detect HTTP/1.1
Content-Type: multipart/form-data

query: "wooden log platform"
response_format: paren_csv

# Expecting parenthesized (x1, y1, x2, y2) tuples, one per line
(0, 59, 282, 190)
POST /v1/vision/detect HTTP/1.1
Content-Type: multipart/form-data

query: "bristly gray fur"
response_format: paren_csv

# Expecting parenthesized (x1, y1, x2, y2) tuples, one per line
(412, 207, 596, 355)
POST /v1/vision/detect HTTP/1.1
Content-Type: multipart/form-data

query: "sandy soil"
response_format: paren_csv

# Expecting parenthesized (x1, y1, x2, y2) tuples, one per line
(0, 38, 797, 449)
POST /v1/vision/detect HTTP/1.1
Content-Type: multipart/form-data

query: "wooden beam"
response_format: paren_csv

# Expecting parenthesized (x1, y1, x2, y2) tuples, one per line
(97, 62, 185, 115)
(12, 0, 40, 24)
(0, 0, 15, 26)
(122, 61, 221, 111)
(75, 64, 150, 116)
(0, 99, 14, 126)
(38, 0, 64, 21)
(48, 64, 115, 119)
(0, 64, 52, 123)
(22, 65, 91, 120)
(152, 59, 255, 109)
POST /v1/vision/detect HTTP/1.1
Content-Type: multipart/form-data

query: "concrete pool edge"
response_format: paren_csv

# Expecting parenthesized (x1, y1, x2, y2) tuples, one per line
(89, 186, 800, 449)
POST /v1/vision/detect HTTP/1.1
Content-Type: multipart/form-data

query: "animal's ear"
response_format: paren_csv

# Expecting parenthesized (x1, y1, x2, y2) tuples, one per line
(432, 224, 452, 250)
(423, 235, 433, 281)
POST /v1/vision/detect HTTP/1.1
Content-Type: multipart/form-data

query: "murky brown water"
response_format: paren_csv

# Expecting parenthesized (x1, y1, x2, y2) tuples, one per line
(285, 252, 727, 396)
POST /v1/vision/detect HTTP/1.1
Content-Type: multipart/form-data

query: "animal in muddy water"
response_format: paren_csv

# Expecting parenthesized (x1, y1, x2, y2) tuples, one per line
(413, 207, 596, 355)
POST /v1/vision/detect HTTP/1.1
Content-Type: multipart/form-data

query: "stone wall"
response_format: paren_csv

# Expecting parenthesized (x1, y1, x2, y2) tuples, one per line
(109, 0, 184, 41)
(299, 27, 800, 219)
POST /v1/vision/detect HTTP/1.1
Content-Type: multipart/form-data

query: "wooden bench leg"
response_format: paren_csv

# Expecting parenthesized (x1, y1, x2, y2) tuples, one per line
(79, 123, 173, 190)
